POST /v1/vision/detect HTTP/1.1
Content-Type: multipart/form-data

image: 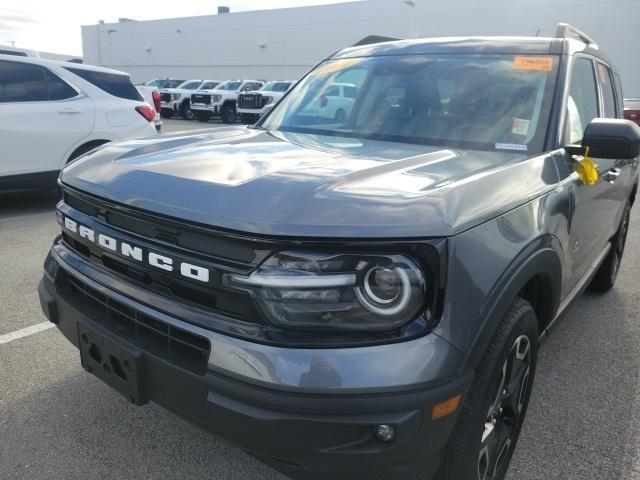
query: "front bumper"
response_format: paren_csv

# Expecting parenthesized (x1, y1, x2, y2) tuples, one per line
(160, 101, 178, 112)
(38, 244, 472, 479)
(237, 106, 269, 116)
(191, 103, 220, 114)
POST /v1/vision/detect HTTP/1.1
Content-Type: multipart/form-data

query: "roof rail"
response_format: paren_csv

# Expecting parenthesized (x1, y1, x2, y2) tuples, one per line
(555, 23, 598, 48)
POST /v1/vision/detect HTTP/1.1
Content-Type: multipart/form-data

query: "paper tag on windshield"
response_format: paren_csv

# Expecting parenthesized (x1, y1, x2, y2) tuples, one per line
(513, 56, 554, 71)
(495, 143, 527, 151)
(512, 118, 530, 136)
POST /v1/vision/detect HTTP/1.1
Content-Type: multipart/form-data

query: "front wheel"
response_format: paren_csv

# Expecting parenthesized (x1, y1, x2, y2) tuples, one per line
(441, 298, 538, 480)
(221, 105, 237, 124)
(194, 111, 212, 123)
(180, 101, 194, 120)
(588, 202, 631, 292)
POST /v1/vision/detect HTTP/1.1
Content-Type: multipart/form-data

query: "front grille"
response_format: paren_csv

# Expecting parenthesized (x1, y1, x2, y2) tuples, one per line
(191, 94, 211, 105)
(238, 93, 264, 110)
(64, 272, 210, 375)
(60, 189, 269, 322)
(160, 92, 171, 102)
(64, 191, 261, 265)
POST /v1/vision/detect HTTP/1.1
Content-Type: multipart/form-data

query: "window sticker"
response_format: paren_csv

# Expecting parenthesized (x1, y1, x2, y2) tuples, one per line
(597, 64, 609, 84)
(512, 118, 530, 136)
(512, 56, 554, 72)
(495, 143, 528, 151)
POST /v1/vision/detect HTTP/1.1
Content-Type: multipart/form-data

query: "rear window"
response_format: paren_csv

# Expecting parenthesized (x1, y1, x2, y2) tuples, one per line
(65, 67, 143, 101)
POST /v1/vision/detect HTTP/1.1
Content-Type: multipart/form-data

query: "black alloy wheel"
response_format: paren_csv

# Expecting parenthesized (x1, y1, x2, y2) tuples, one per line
(477, 335, 532, 480)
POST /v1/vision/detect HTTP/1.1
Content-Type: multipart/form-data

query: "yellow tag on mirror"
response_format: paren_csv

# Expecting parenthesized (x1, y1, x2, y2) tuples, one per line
(573, 146, 599, 186)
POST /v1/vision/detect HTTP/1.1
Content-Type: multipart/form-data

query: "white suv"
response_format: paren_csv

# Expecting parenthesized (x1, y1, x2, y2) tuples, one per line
(191, 80, 264, 123)
(159, 79, 220, 120)
(236, 80, 294, 124)
(0, 55, 157, 190)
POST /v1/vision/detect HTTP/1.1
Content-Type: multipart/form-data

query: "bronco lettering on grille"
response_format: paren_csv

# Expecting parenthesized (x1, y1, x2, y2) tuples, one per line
(62, 216, 210, 283)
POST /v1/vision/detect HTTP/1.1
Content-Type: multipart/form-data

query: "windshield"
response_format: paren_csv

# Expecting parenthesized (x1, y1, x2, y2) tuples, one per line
(178, 80, 203, 90)
(262, 82, 291, 92)
(261, 54, 558, 152)
(217, 81, 242, 91)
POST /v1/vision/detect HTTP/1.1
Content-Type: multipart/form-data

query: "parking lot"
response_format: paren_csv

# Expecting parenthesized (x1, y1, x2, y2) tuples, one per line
(1, 118, 640, 480)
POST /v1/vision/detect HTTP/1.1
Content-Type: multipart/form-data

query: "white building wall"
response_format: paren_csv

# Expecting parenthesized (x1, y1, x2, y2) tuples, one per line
(82, 0, 640, 96)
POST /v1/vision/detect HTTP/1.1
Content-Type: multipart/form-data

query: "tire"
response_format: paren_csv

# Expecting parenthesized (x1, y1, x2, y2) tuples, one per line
(588, 202, 631, 292)
(179, 100, 194, 120)
(194, 111, 212, 123)
(221, 105, 237, 124)
(334, 108, 346, 122)
(240, 113, 259, 124)
(160, 108, 173, 119)
(441, 298, 538, 480)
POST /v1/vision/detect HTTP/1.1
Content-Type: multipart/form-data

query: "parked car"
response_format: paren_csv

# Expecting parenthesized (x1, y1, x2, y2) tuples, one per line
(190, 79, 264, 123)
(159, 79, 219, 120)
(145, 78, 185, 89)
(39, 24, 640, 480)
(624, 98, 640, 126)
(237, 80, 294, 124)
(0, 45, 40, 57)
(297, 81, 357, 122)
(136, 85, 162, 132)
(0, 55, 157, 190)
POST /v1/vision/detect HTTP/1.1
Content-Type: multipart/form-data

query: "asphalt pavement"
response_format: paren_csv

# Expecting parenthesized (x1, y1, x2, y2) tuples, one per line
(1, 121, 640, 479)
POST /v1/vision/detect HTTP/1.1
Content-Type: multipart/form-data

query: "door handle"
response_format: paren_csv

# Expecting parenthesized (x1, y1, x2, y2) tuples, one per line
(603, 167, 622, 184)
(58, 107, 82, 115)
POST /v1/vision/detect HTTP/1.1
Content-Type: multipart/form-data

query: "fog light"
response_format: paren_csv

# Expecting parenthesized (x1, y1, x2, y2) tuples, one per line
(373, 424, 395, 443)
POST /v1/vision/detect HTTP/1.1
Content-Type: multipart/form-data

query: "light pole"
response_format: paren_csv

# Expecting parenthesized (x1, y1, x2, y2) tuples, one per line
(404, 0, 416, 39)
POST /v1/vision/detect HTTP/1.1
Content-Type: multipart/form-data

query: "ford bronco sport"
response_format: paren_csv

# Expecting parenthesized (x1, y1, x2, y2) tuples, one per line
(39, 24, 640, 480)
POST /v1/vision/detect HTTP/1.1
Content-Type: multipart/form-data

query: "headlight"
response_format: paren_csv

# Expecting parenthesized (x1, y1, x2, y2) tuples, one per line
(172, 93, 182, 100)
(263, 96, 274, 105)
(211, 94, 222, 103)
(224, 251, 426, 331)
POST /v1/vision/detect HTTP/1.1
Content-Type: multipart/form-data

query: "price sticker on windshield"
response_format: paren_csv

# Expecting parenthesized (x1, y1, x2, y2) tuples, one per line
(513, 56, 554, 71)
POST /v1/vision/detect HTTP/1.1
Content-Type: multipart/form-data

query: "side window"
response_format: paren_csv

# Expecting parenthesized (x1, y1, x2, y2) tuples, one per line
(566, 57, 599, 143)
(597, 63, 617, 118)
(43, 69, 77, 100)
(0, 60, 46, 102)
(0, 60, 74, 102)
(326, 85, 340, 97)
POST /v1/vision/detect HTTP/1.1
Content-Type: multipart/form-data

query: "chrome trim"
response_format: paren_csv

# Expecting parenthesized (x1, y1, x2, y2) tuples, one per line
(230, 272, 356, 288)
(50, 244, 463, 393)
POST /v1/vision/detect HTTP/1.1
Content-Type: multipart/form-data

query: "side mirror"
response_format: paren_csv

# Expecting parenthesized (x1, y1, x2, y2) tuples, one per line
(580, 118, 640, 159)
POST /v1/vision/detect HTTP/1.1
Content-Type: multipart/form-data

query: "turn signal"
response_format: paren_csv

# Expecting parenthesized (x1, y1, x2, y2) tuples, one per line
(432, 394, 462, 420)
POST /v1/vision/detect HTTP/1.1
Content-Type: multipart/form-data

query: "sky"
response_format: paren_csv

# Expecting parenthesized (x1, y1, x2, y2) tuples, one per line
(0, 0, 357, 56)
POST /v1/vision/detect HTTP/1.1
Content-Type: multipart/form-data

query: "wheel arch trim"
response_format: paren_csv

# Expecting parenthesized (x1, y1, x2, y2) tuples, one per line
(459, 243, 562, 373)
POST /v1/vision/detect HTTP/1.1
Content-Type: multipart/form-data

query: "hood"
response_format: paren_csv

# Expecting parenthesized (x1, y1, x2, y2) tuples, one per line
(61, 127, 559, 238)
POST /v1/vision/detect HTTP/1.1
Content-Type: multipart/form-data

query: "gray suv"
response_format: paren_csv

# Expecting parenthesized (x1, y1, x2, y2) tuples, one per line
(39, 24, 640, 480)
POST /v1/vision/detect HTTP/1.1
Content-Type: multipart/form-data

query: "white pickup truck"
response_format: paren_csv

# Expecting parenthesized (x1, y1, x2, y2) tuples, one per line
(236, 81, 294, 124)
(191, 80, 264, 123)
(159, 79, 220, 120)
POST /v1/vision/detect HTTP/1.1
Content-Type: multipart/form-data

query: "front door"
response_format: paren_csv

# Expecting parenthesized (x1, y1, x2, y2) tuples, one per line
(563, 56, 619, 294)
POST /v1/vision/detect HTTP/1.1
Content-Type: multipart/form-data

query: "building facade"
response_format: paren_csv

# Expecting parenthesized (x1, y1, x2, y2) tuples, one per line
(81, 0, 640, 96)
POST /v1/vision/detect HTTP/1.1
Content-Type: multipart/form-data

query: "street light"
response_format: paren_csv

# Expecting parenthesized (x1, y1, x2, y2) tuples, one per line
(403, 0, 416, 38)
